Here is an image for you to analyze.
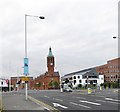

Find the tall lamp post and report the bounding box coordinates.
[24,14,45,100]
[113,36,120,87]
[113,36,120,39]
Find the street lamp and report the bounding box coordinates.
[113,36,120,39]
[24,14,45,100]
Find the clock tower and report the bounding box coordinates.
[47,47,54,76]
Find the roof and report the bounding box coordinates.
[82,68,99,78]
[48,47,54,57]
[62,68,99,79]
[64,68,93,77]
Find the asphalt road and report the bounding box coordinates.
[27,89,119,111]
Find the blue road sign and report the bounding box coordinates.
[24,58,29,76]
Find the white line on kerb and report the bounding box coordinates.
[79,100,101,106]
[70,102,91,109]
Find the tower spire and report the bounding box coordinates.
[48,47,54,57]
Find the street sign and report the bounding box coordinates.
[21,76,28,82]
[24,58,29,76]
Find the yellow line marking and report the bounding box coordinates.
[28,95,60,112]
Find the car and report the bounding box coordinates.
[63,87,72,92]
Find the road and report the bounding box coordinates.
[2,89,119,111]
[26,89,119,111]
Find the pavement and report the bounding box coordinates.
[2,91,47,111]
[0,92,2,112]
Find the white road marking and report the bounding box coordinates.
[53,103,68,109]
[105,98,120,102]
[73,96,86,99]
[44,95,50,98]
[95,100,106,102]
[79,100,101,106]
[96,99,119,104]
[70,102,78,106]
[53,98,63,102]
[107,101,119,104]
[70,102,91,109]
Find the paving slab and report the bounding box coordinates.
[2,92,45,111]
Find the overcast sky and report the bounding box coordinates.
[0,0,119,79]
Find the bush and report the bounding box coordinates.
[103,83,107,88]
[34,82,41,87]
[49,80,59,88]
[103,82,119,89]
[77,84,82,88]
[100,83,104,87]
[111,82,118,88]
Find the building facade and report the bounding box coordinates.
[61,68,104,88]
[0,78,9,91]
[30,47,60,90]
[11,76,33,90]
[96,57,120,82]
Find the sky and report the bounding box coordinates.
[0,0,119,79]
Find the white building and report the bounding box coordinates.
[0,78,8,91]
[61,68,104,88]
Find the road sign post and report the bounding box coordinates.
[24,58,29,100]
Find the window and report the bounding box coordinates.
[74,76,76,79]
[79,80,81,83]
[93,80,97,83]
[74,80,76,85]
[78,76,80,79]
[1,82,3,85]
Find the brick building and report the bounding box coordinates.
[30,47,60,90]
[11,76,33,90]
[96,57,120,82]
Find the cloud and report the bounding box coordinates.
[0,0,119,78]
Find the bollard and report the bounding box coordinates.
[88,88,92,94]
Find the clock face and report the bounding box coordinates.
[50,62,53,66]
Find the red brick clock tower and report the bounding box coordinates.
[47,47,55,76]
[30,47,60,90]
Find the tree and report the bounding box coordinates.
[49,80,59,88]
[53,81,59,87]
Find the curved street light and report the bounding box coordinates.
[24,14,45,100]
[113,36,120,39]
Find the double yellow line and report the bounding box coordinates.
[28,95,60,112]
